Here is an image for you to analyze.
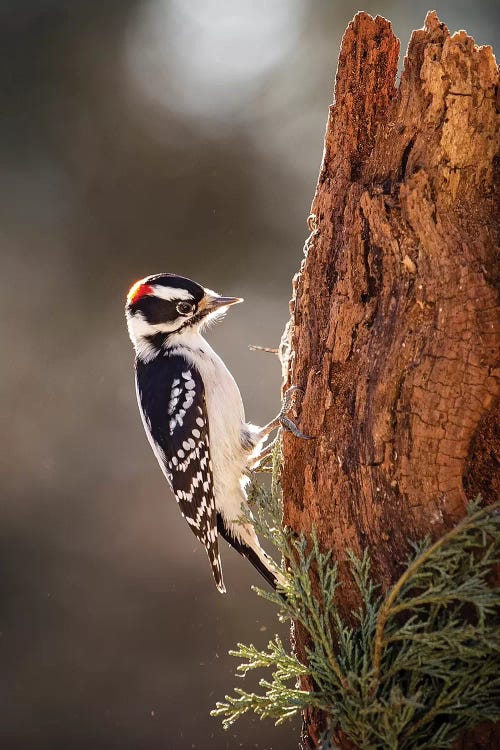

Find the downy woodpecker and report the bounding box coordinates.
[125,273,308,592]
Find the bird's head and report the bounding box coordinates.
[125,273,243,360]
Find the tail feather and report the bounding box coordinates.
[206,544,226,593]
[217,515,284,590]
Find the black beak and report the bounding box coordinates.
[201,295,244,312]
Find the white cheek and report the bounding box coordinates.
[127,311,187,361]
[127,311,152,342]
[127,311,181,339]
[155,320,185,333]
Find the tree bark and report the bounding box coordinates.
[281,11,499,749]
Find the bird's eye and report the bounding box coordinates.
[176,301,195,316]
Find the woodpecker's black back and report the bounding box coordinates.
[136,353,224,592]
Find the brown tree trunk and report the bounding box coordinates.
[281,11,499,749]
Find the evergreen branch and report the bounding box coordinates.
[371,500,500,684]
[230,637,308,678]
[212,453,500,748]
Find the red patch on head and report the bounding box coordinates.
[127,280,154,305]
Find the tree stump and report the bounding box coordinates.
[281,11,499,749]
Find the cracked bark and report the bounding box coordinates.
[280,12,499,750]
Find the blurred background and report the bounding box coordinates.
[0,1,497,748]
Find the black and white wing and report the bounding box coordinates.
[135,354,225,593]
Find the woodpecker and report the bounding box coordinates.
[125,273,309,593]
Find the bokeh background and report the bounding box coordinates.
[1,1,498,748]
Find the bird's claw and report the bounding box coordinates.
[279,386,314,440]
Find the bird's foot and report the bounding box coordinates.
[253,386,313,450]
[277,385,313,440]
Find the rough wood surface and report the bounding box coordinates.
[280,11,499,749]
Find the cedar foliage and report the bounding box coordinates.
[212,445,500,749]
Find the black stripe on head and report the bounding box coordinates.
[136,296,182,325]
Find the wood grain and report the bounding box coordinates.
[281,12,499,748]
